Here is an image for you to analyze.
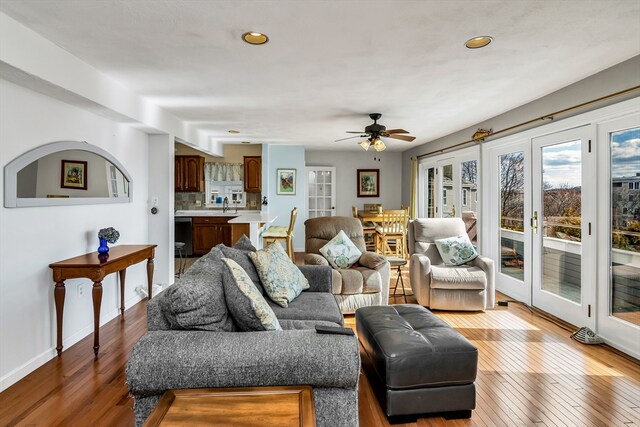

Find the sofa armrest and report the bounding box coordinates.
[409,253,432,307]
[147,289,171,331]
[126,329,360,396]
[298,265,332,293]
[471,255,495,308]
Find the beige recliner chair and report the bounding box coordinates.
[304,216,390,313]
[408,218,495,311]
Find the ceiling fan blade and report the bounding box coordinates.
[386,134,416,142]
[383,129,409,134]
[346,130,370,134]
[334,135,366,142]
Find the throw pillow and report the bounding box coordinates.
[160,256,236,331]
[319,230,362,269]
[233,234,256,251]
[217,243,264,295]
[221,258,282,331]
[248,242,310,307]
[435,234,479,266]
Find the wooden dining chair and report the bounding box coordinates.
[375,209,409,258]
[363,203,381,212]
[353,206,376,251]
[262,207,297,260]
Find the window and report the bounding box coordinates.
[463,189,468,206]
[443,189,447,205]
[629,182,634,189]
[635,182,639,189]
[630,195,634,202]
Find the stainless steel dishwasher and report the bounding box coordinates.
[174,217,193,256]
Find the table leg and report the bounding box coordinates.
[92,281,103,357]
[147,257,154,299]
[54,281,65,357]
[119,269,126,316]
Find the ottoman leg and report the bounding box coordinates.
[444,410,472,420]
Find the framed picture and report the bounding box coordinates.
[276,168,296,195]
[61,160,88,190]
[357,169,380,197]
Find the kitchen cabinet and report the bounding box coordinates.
[244,156,262,193]
[192,216,250,255]
[175,155,204,192]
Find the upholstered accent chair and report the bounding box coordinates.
[408,218,495,311]
[304,216,390,313]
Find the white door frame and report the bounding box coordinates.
[596,113,640,358]
[531,125,596,329]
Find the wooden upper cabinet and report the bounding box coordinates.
[244,156,262,193]
[175,156,204,192]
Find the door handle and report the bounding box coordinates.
[452,205,456,217]
[531,211,538,234]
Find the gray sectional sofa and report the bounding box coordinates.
[126,248,361,427]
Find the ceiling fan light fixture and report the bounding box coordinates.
[465,35,493,49]
[373,137,386,152]
[359,139,371,151]
[242,31,269,45]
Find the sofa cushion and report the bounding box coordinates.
[337,269,364,295]
[435,234,478,266]
[233,234,256,251]
[249,242,310,307]
[268,292,344,326]
[279,319,343,330]
[430,265,487,290]
[319,230,362,269]
[221,258,281,331]
[353,267,382,293]
[160,256,236,332]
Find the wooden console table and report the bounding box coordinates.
[144,386,315,427]
[49,244,156,357]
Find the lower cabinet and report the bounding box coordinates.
[192,217,250,255]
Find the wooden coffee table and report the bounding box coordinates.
[144,385,316,427]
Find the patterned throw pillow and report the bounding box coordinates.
[220,258,282,331]
[319,230,363,269]
[434,234,479,266]
[248,242,310,307]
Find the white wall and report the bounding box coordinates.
[263,145,306,250]
[0,79,150,391]
[305,150,403,217]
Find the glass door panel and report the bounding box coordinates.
[499,152,525,281]
[610,126,640,326]
[541,140,582,303]
[461,160,478,246]
[307,167,336,218]
[425,166,436,218]
[441,163,456,217]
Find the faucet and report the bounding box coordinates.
[222,197,229,213]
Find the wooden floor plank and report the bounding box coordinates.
[0,260,639,427]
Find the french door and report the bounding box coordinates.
[306,166,336,218]
[531,126,596,328]
[419,147,480,245]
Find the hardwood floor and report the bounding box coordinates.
[1,260,639,426]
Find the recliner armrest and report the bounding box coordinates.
[470,255,495,308]
[357,251,387,270]
[304,253,329,266]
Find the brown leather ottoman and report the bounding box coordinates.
[356,305,477,420]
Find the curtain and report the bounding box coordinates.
[204,162,244,182]
[409,157,418,219]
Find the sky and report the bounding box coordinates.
[542,140,582,189]
[611,127,640,179]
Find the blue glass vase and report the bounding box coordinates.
[98,238,109,254]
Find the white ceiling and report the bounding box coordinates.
[1,0,639,152]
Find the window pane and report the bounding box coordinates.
[461,160,478,246]
[611,126,640,326]
[499,152,525,280]
[442,164,455,217]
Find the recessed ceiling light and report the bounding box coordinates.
[242,31,269,45]
[465,36,493,49]
[228,129,240,134]
[241,141,251,144]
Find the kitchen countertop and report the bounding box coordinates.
[175,210,263,217]
[228,213,277,224]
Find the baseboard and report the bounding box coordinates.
[0,290,145,392]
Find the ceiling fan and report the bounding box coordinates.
[335,113,416,152]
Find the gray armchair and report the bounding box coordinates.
[408,218,495,311]
[304,216,390,313]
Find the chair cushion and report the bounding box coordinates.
[220,258,282,331]
[434,234,478,265]
[319,230,362,269]
[262,225,288,238]
[353,267,382,293]
[430,265,487,290]
[337,269,364,294]
[249,242,310,307]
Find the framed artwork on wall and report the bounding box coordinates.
[276,168,296,195]
[61,160,88,190]
[357,169,380,197]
